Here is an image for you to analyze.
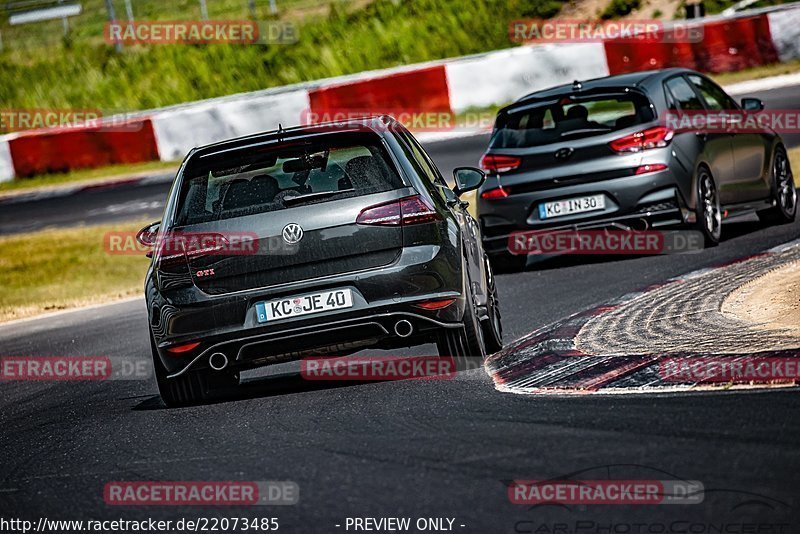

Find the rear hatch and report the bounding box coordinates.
[167,131,408,295]
[482,89,661,191]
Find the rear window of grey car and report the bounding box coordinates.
[489,93,655,149]
[173,132,404,226]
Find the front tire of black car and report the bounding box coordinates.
[694,166,721,247]
[436,281,487,372]
[758,146,796,225]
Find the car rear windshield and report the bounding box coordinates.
[174,132,404,226]
[489,92,655,149]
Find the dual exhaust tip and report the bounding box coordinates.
[207,320,414,370]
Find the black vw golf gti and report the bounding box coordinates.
[138,117,502,406]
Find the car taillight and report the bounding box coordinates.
[481,187,510,200]
[414,298,456,310]
[166,342,200,355]
[609,126,674,153]
[480,154,521,173]
[356,195,440,226]
[634,163,668,175]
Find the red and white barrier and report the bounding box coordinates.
[1,3,799,183]
[151,89,310,161]
[0,140,13,183]
[445,43,610,113]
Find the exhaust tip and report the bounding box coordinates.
[209,352,228,371]
[394,320,414,338]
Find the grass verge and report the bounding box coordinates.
[711,59,800,86]
[0,220,151,323]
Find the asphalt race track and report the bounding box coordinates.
[1,86,800,531]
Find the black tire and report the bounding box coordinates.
[436,280,486,372]
[694,166,721,247]
[758,146,796,225]
[480,256,503,354]
[150,332,238,407]
[487,251,527,274]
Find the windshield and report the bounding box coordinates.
[489,93,655,149]
[173,132,403,226]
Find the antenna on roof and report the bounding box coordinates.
[572,80,582,92]
[277,123,284,142]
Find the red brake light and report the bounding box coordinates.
[356,195,440,226]
[166,342,201,354]
[481,187,510,200]
[480,154,521,173]
[634,163,668,175]
[414,298,456,310]
[609,126,674,153]
[355,200,401,226]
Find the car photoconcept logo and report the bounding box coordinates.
[282,223,304,244]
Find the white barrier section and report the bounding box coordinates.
[0,138,14,183]
[445,43,611,113]
[151,90,311,161]
[767,6,800,62]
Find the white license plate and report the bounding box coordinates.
[539,194,606,219]
[256,289,353,323]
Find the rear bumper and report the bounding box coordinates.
[164,308,462,378]
[477,169,692,256]
[148,243,465,376]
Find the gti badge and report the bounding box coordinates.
[554,147,574,160]
[282,223,304,244]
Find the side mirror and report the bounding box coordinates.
[452,167,485,196]
[136,221,161,258]
[741,98,764,112]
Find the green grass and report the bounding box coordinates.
[789,146,800,182]
[0,220,151,322]
[682,0,790,15]
[710,59,800,87]
[0,160,178,194]
[0,0,562,112]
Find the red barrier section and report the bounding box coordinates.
[605,14,778,75]
[8,119,159,177]
[308,65,452,115]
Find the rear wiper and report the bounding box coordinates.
[282,189,355,206]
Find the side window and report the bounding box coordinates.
[688,74,737,111]
[664,76,705,111]
[396,131,451,202]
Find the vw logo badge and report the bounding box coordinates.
[282,223,304,244]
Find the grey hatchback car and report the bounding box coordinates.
[477,68,796,271]
[138,117,502,406]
